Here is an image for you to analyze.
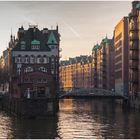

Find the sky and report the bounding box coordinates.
[0,1,132,60]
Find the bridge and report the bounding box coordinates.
[59,88,126,100]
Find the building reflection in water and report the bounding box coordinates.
[11,117,59,139]
[58,99,140,139]
[0,112,58,139]
[1,99,140,138]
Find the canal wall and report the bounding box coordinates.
[1,95,59,118]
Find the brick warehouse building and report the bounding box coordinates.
[92,36,114,91]
[59,36,114,92]
[59,55,92,91]
[2,25,60,117]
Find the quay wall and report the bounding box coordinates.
[1,95,59,118]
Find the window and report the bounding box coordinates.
[24,67,33,73]
[43,56,49,63]
[37,56,41,64]
[39,57,44,63]
[16,55,21,63]
[24,78,32,83]
[51,57,54,62]
[38,67,47,72]
[31,40,40,50]
[51,63,55,69]
[20,41,26,50]
[51,70,54,74]
[25,56,29,63]
[31,45,40,50]
[30,55,35,64]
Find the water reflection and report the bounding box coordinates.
[11,117,58,139]
[58,99,140,139]
[0,99,140,138]
[0,112,13,138]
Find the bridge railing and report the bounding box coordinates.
[60,88,121,97]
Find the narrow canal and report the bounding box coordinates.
[0,99,140,139]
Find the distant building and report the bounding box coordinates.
[59,55,92,91]
[114,17,129,96]
[92,36,114,91]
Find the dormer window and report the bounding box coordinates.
[31,40,40,50]
[20,41,26,50]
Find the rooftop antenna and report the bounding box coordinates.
[10,27,13,39]
[106,33,108,38]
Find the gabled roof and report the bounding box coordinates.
[95,43,100,49]
[12,26,60,52]
[92,43,101,52]
[47,31,57,44]
[102,36,109,43]
[136,2,140,10]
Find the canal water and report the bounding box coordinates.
[0,99,140,139]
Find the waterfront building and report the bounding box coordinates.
[128,1,140,98]
[59,60,73,91]
[9,25,60,99]
[92,36,114,91]
[1,25,60,117]
[114,17,129,96]
[92,45,97,88]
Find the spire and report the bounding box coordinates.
[21,25,23,29]
[10,28,12,40]
[105,34,108,39]
[56,24,58,32]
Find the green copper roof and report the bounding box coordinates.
[31,40,40,45]
[47,31,57,44]
[95,43,100,49]
[136,2,140,10]
[102,35,112,45]
[92,44,100,52]
[103,36,108,43]
[92,47,96,52]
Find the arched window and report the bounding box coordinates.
[30,55,35,64]
[20,41,26,50]
[37,55,41,64]
[43,55,49,63]
[16,55,21,63]
[39,56,44,63]
[25,55,29,63]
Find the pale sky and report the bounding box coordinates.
[0,1,131,59]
